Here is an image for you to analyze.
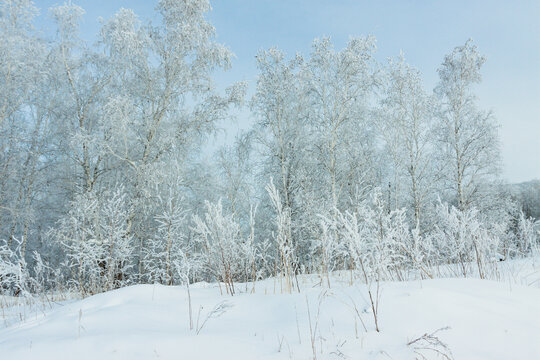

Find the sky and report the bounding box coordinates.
[34,0,540,183]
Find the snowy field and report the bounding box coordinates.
[1,258,539,360]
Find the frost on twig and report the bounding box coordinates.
[407,327,453,360]
[196,300,233,335]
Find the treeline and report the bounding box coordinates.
[0,0,538,296]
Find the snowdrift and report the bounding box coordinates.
[1,273,539,360]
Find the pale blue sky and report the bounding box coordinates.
[35,0,540,182]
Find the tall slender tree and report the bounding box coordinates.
[434,40,500,211]
[380,54,434,229]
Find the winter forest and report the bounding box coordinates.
[1,1,539,359]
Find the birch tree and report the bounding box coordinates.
[98,1,245,274]
[0,0,59,261]
[304,37,378,212]
[251,48,309,260]
[381,54,434,229]
[434,40,500,211]
[51,3,111,195]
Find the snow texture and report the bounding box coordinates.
[1,263,539,360]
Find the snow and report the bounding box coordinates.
[1,262,539,359]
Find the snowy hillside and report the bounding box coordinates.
[1,2,539,359]
[1,261,539,360]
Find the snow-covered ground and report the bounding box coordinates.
[1,259,539,359]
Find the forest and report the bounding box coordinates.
[1,0,539,299]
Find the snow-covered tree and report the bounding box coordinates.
[0,0,53,260]
[0,1,532,297]
[251,48,310,262]
[50,3,112,195]
[304,37,378,212]
[380,54,434,229]
[434,40,500,211]
[216,133,256,231]
[98,1,245,275]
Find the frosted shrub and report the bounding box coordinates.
[51,187,133,296]
[0,240,52,298]
[143,195,194,285]
[335,190,413,331]
[240,205,259,292]
[0,240,26,296]
[315,215,347,287]
[29,252,52,295]
[99,188,133,289]
[408,228,435,279]
[430,203,499,278]
[266,180,297,293]
[192,200,247,295]
[336,190,410,282]
[514,211,538,256]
